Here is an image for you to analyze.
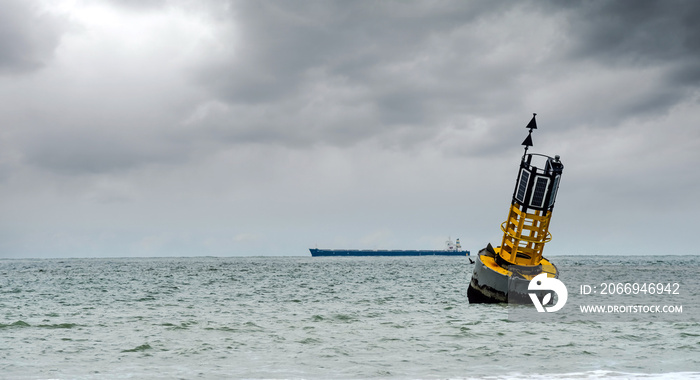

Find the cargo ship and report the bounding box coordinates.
[310,238,470,257]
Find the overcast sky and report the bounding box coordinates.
[1,0,698,258]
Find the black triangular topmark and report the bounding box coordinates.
[526,113,537,130]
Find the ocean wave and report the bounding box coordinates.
[465,371,700,379]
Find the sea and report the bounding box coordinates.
[1,255,699,379]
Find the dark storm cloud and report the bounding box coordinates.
[190,1,522,149]
[197,1,496,103]
[185,0,700,154]
[7,0,698,178]
[0,0,68,74]
[553,0,700,112]
[2,0,699,258]
[561,1,700,69]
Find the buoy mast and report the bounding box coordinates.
[497,113,563,270]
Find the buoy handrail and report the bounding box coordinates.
[500,221,552,243]
[521,153,562,176]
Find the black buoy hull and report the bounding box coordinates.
[467,246,557,304]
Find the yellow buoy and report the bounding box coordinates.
[468,114,564,303]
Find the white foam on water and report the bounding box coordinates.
[460,371,700,380]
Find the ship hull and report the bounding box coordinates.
[310,249,469,257]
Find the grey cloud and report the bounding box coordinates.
[190,1,532,150]
[561,1,700,62]
[22,129,190,175]
[1,1,699,258]
[485,0,700,135]
[212,2,473,84]
[12,0,699,179]
[557,0,700,86]
[0,0,68,74]
[9,1,700,175]
[105,0,169,10]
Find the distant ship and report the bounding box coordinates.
[310,238,470,257]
